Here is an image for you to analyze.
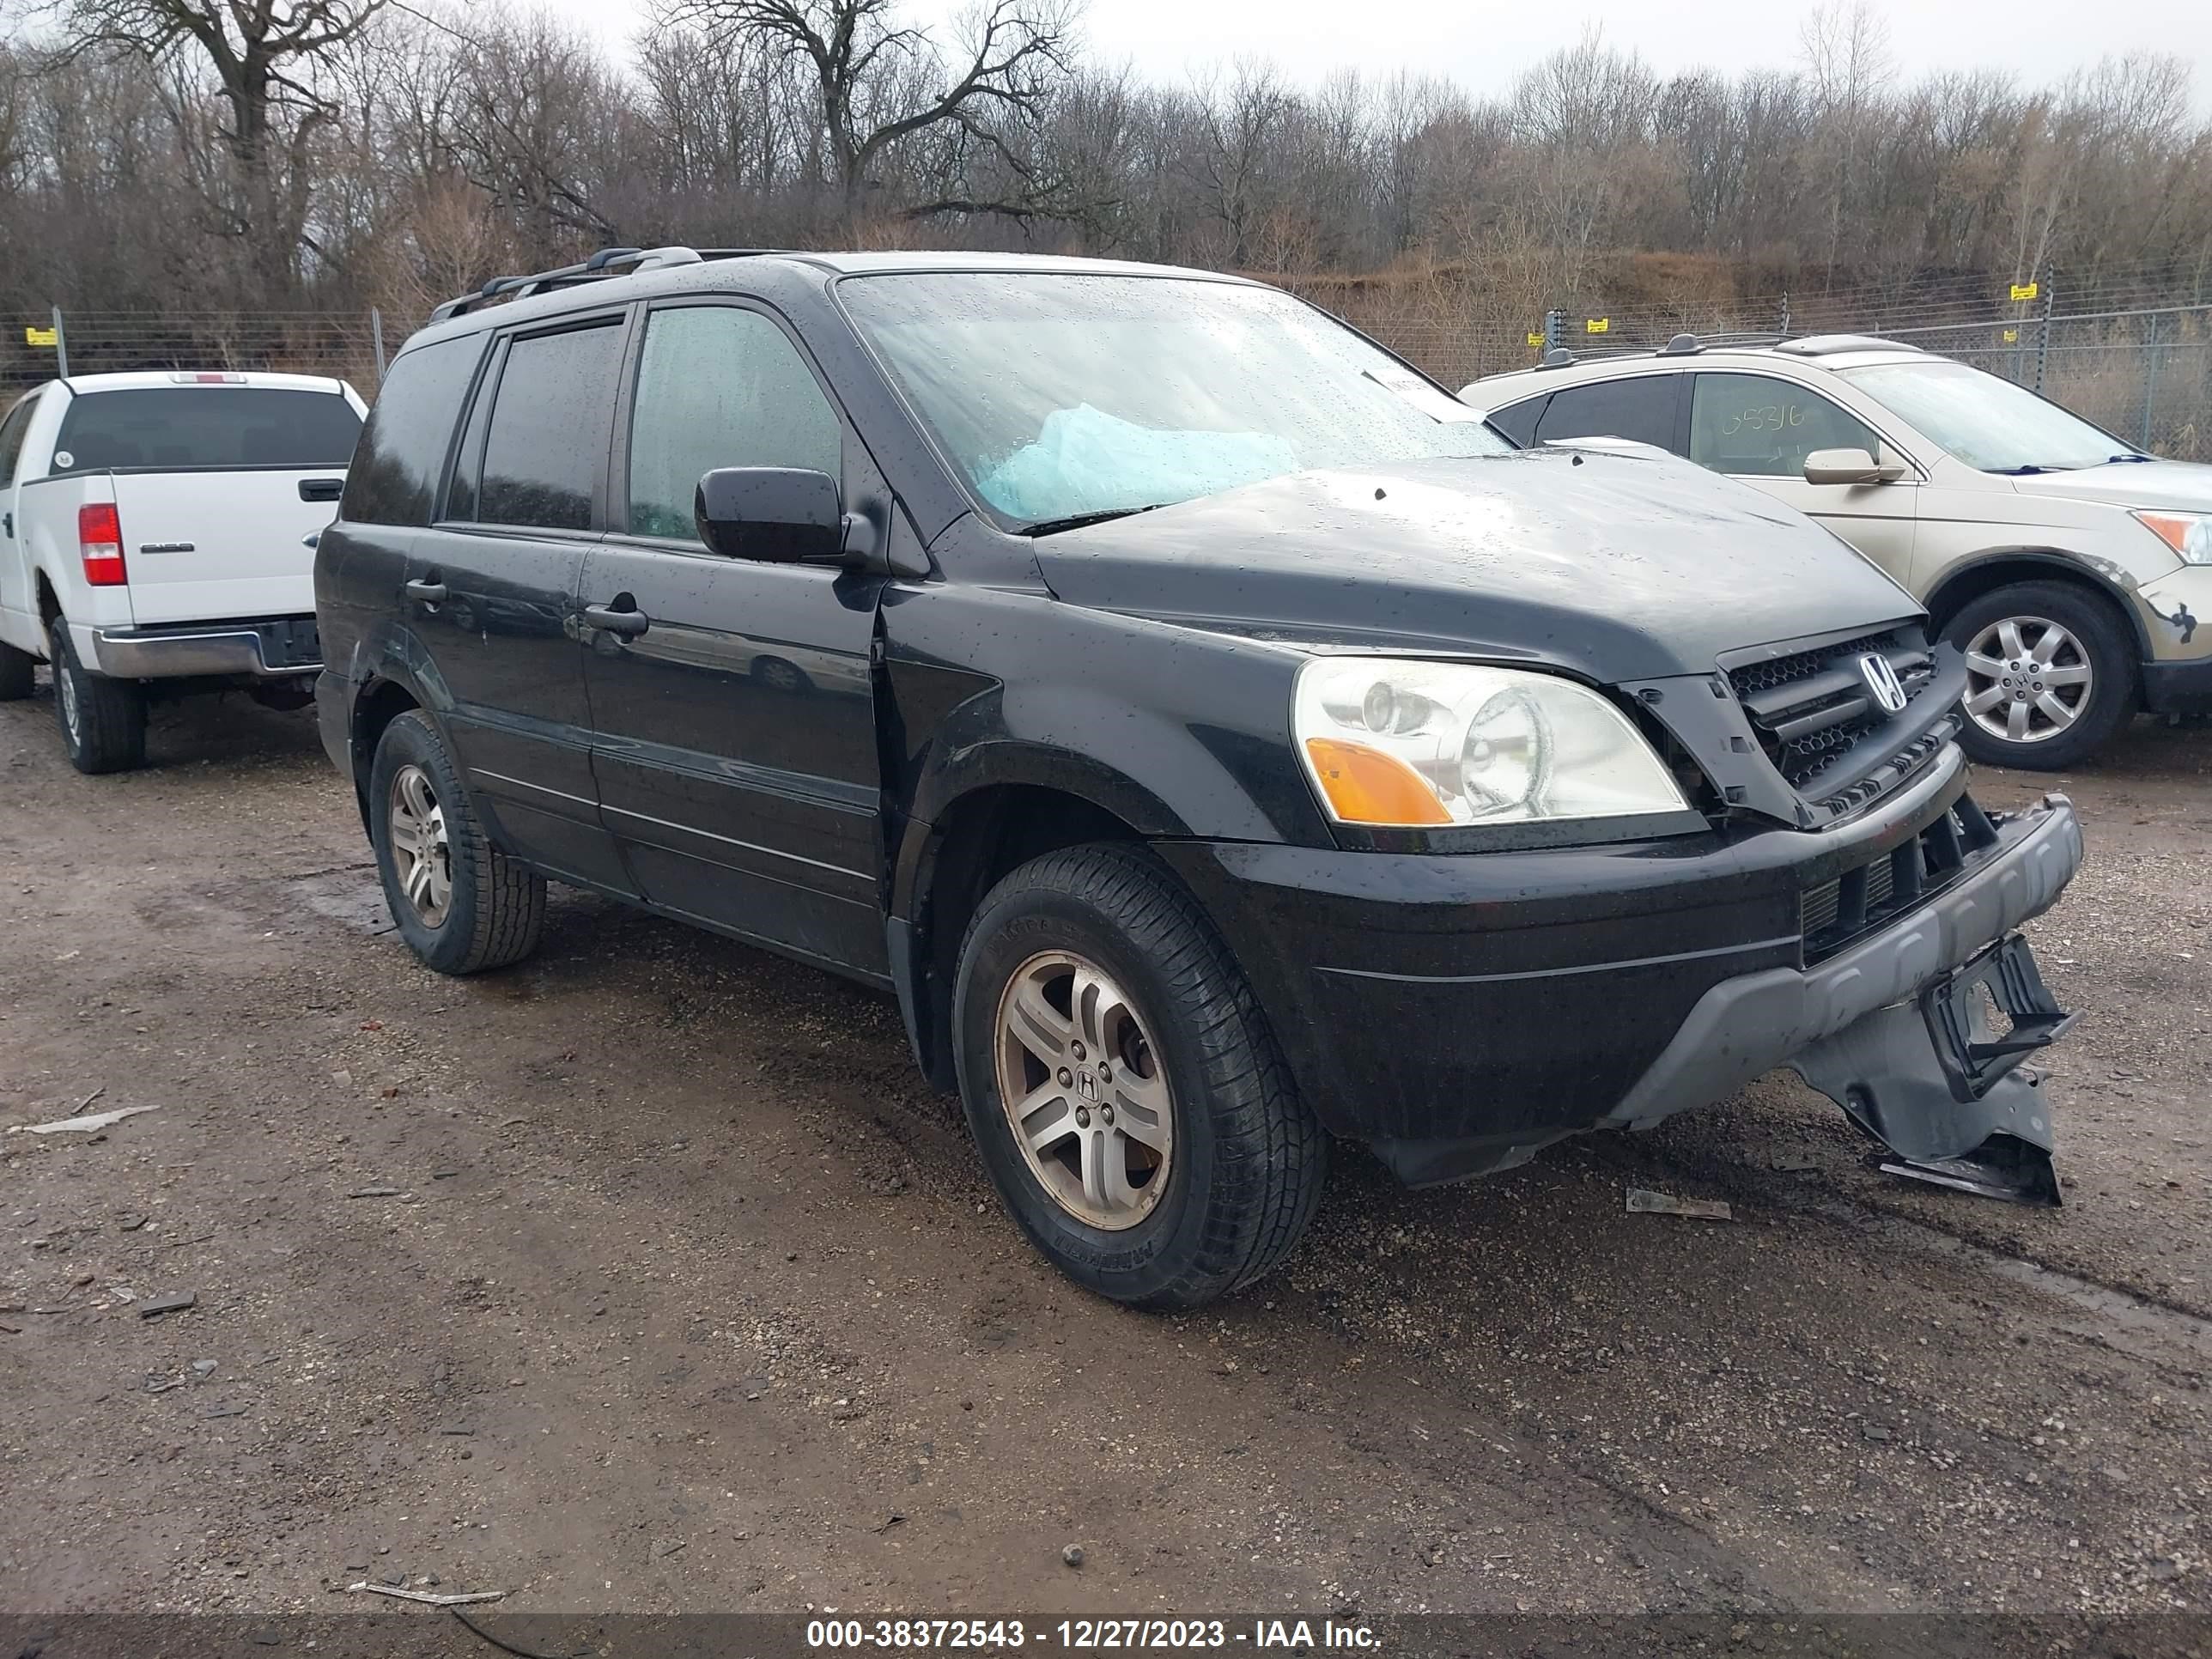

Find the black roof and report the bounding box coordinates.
[422,244,1243,329]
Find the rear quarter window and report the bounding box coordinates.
[1487,395,1548,447]
[52,387,361,475]
[342,337,484,526]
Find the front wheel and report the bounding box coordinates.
[1946,580,2136,770]
[369,711,545,975]
[48,618,146,773]
[953,843,1327,1310]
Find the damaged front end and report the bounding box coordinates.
[1604,786,2085,1204]
[1792,933,2075,1205]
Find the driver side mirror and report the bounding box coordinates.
[1802,447,1906,487]
[695,466,844,563]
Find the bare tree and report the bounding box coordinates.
[1799,0,1893,286]
[19,0,388,295]
[654,0,1079,229]
[5,3,2212,349]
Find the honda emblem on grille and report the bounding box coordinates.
[1858,652,1908,715]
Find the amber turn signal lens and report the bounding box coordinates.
[1304,737,1452,826]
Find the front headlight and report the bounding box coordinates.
[2136,511,2212,566]
[1292,657,1690,828]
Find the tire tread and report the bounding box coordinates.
[373,712,544,975]
[960,842,1326,1308]
[47,619,145,774]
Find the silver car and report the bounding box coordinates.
[1462,335,2212,769]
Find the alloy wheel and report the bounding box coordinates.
[386,763,453,926]
[1961,615,2093,745]
[994,950,1174,1231]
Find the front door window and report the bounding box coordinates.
[626,307,843,541]
[1690,373,1883,477]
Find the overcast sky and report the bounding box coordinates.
[531,0,2212,100]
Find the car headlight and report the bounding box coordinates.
[1292,658,1690,828]
[2136,511,2212,566]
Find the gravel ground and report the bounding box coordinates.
[0,684,2207,1632]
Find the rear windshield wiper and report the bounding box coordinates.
[1021,504,1169,537]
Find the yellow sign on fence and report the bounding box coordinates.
[1585,317,1610,334]
[2002,328,2020,343]
[2009,282,2039,302]
[1527,331,1546,348]
[25,326,57,347]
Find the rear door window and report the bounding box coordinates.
[623,307,842,543]
[1532,376,1681,448]
[476,320,626,532]
[343,337,484,526]
[0,393,37,485]
[1690,373,1883,477]
[52,387,361,475]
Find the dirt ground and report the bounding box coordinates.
[1,680,2208,1632]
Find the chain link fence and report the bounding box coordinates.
[1316,265,2212,464]
[7,268,2211,463]
[2,309,386,399]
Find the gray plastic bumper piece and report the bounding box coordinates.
[1602,794,2084,1157]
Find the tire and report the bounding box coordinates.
[368,710,545,975]
[1943,580,2136,770]
[0,638,33,702]
[47,618,146,774]
[952,842,1327,1310]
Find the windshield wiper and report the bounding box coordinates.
[2104,453,2154,464]
[1990,464,2081,476]
[1021,504,1170,537]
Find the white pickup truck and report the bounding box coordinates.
[0,370,366,771]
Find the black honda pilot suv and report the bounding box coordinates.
[315,247,2084,1309]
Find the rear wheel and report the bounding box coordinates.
[1945,580,2136,770]
[0,639,33,702]
[953,843,1327,1310]
[47,618,146,774]
[369,710,544,975]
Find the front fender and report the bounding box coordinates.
[883,583,1331,854]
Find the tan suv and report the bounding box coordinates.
[1462,335,2212,769]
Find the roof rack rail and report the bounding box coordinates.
[1771,332,1922,356]
[1530,327,1796,371]
[429,246,793,322]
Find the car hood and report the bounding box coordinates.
[2010,458,2212,514]
[1033,449,1920,683]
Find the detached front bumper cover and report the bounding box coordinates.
[1606,793,2084,1203]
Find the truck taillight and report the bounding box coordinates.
[79,503,126,586]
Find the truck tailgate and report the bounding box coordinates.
[111,470,342,624]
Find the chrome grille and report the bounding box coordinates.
[1728,628,1940,792]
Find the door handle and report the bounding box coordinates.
[404,576,447,603]
[584,602,650,638]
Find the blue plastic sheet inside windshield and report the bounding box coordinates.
[975,404,1301,522]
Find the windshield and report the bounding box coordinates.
[838,272,1509,528]
[1839,360,2137,474]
